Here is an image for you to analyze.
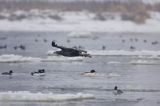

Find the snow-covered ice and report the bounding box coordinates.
[0,11,160,33]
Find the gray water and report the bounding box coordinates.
[0,31,160,106]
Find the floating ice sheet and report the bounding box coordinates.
[0,91,94,102]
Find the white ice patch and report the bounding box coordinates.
[88,50,160,57]
[0,54,85,63]
[68,31,92,38]
[107,61,121,64]
[0,54,41,63]
[108,73,121,77]
[82,72,107,77]
[129,60,156,65]
[0,91,94,102]
[42,56,84,62]
[47,50,60,56]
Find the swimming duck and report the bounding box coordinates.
[130,46,135,50]
[113,86,123,95]
[102,46,106,50]
[31,69,45,76]
[121,39,125,43]
[43,39,47,43]
[151,41,158,45]
[82,69,96,76]
[1,70,13,75]
[143,39,147,43]
[19,45,26,50]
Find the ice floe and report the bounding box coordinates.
[0,91,94,102]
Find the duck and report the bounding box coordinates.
[13,45,26,50]
[67,39,71,43]
[1,70,13,75]
[35,39,38,42]
[43,39,47,43]
[82,69,96,76]
[135,38,138,42]
[113,86,123,95]
[31,69,45,76]
[19,45,26,50]
[102,46,106,50]
[121,39,125,43]
[130,46,135,50]
[0,45,7,49]
[151,41,158,45]
[143,39,147,43]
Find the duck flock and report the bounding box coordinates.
[1,69,123,95]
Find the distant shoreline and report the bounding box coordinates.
[0,1,160,32]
